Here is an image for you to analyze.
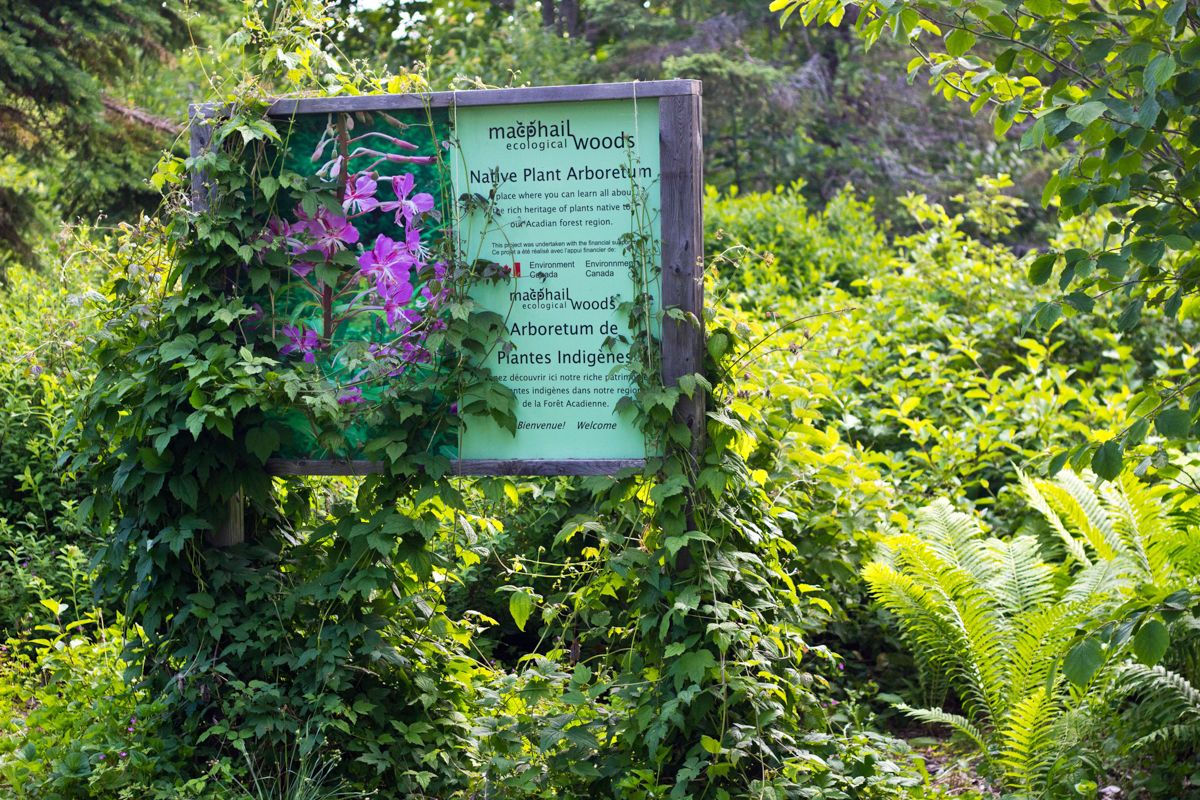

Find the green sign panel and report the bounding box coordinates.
[453,100,661,461]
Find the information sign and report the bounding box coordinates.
[190,81,702,475]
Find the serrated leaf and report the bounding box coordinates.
[1133,619,1169,665]
[509,589,535,632]
[1064,638,1104,687]
[160,335,198,361]
[1117,298,1144,332]
[1144,53,1175,93]
[1155,407,1192,438]
[945,28,976,57]
[1028,253,1056,285]
[676,649,716,685]
[1066,101,1107,126]
[1092,440,1124,480]
[245,426,280,463]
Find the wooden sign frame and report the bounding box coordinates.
[189,80,703,478]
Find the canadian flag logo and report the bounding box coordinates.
[512,261,521,277]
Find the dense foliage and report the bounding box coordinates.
[771,0,1200,483]
[1,1,1199,798]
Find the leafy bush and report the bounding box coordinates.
[706,182,890,289]
[0,604,171,799]
[0,250,106,635]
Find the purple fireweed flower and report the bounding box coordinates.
[280,325,321,364]
[342,173,379,214]
[263,216,304,254]
[380,174,434,227]
[337,387,365,405]
[308,208,360,260]
[290,207,360,262]
[401,341,430,365]
[358,234,417,283]
[382,293,416,328]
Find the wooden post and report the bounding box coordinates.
[208,491,245,547]
[659,90,706,458]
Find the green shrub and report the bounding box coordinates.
[0,247,106,635]
[706,182,891,289]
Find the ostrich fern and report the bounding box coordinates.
[866,470,1200,797]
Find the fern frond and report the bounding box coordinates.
[896,703,989,756]
[892,536,1012,725]
[1061,556,1137,608]
[913,498,992,581]
[1167,527,1200,578]
[1115,662,1200,750]
[1007,602,1088,710]
[1055,470,1124,560]
[865,548,1009,727]
[862,560,961,696]
[1101,476,1155,579]
[1021,473,1091,567]
[997,688,1060,797]
[982,535,1055,615]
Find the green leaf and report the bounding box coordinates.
[1028,253,1056,285]
[1091,440,1124,480]
[509,589,535,632]
[1133,619,1169,665]
[1155,407,1192,438]
[39,598,68,617]
[1116,298,1144,331]
[707,332,730,361]
[1064,638,1104,687]
[676,649,717,685]
[700,735,722,755]
[1166,0,1188,25]
[1144,53,1176,93]
[160,335,199,361]
[945,28,976,57]
[1066,101,1107,126]
[245,426,280,463]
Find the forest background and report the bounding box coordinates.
[1,0,1199,799]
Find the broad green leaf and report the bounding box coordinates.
[1155,407,1192,438]
[1028,253,1056,285]
[676,649,717,684]
[1144,53,1176,93]
[1133,619,1169,665]
[1066,101,1107,126]
[245,426,280,463]
[509,589,535,632]
[1091,440,1123,480]
[945,28,976,57]
[1116,299,1144,332]
[1064,638,1104,687]
[700,735,722,754]
[160,335,199,361]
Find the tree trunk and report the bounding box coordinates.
[561,0,580,36]
[541,0,555,29]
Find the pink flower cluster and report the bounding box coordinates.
[261,135,450,397]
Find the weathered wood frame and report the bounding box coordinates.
[189,80,704,478]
